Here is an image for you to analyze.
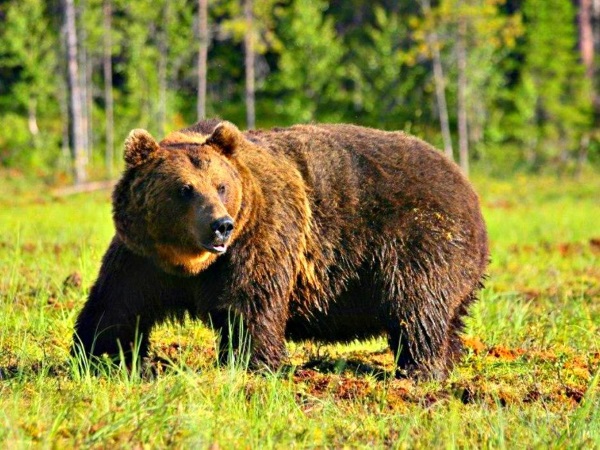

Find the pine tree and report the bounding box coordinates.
[270,0,345,123]
[0,0,58,156]
[512,0,591,168]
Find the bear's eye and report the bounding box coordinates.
[217,184,227,196]
[179,184,195,200]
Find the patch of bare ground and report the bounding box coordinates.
[507,238,600,257]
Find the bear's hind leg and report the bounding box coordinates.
[377,251,455,379]
[386,311,451,380]
[445,290,479,369]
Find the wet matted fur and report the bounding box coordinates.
[73,120,489,379]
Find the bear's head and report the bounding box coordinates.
[112,121,247,275]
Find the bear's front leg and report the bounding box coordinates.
[210,306,288,371]
[72,237,180,366]
[246,312,288,371]
[217,287,289,371]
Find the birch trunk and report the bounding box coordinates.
[421,0,453,160]
[579,0,594,81]
[457,15,469,176]
[103,0,114,177]
[78,0,90,163]
[86,44,94,160]
[157,2,170,137]
[197,0,208,120]
[64,0,87,184]
[244,0,256,129]
[578,0,594,170]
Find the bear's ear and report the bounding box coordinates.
[124,129,160,168]
[206,121,244,157]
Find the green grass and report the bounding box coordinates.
[1,171,599,448]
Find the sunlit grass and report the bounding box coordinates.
[0,172,599,447]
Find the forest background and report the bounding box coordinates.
[0,0,598,184]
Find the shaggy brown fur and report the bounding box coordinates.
[73,120,489,379]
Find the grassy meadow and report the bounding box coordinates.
[0,171,599,448]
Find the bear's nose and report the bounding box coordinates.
[211,217,234,240]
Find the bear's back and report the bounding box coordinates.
[245,124,479,227]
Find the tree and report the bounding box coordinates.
[118,1,161,134]
[345,7,428,134]
[244,0,256,129]
[103,0,114,177]
[115,0,193,137]
[78,0,91,163]
[511,0,591,168]
[64,0,87,183]
[215,0,281,126]
[197,0,209,120]
[456,12,469,175]
[419,0,454,159]
[270,0,345,123]
[0,0,58,155]
[414,0,522,170]
[456,6,469,174]
[579,0,594,84]
[157,1,171,136]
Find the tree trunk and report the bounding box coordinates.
[576,133,590,178]
[457,15,469,176]
[421,0,453,160]
[103,0,114,178]
[579,0,594,81]
[197,0,208,120]
[58,75,71,167]
[27,96,42,153]
[244,0,256,129]
[157,2,170,137]
[86,44,94,159]
[63,0,87,184]
[578,0,595,168]
[78,0,90,163]
[27,97,39,139]
[591,0,600,103]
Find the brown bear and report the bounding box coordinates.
[72,119,488,379]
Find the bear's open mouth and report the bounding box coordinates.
[201,243,227,254]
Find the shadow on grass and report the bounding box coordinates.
[0,355,394,381]
[296,357,393,381]
[0,362,67,380]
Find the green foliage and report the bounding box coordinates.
[0,0,596,175]
[413,0,524,157]
[0,0,60,166]
[0,0,58,111]
[347,7,429,132]
[117,1,161,134]
[267,0,346,123]
[0,113,63,170]
[506,0,592,168]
